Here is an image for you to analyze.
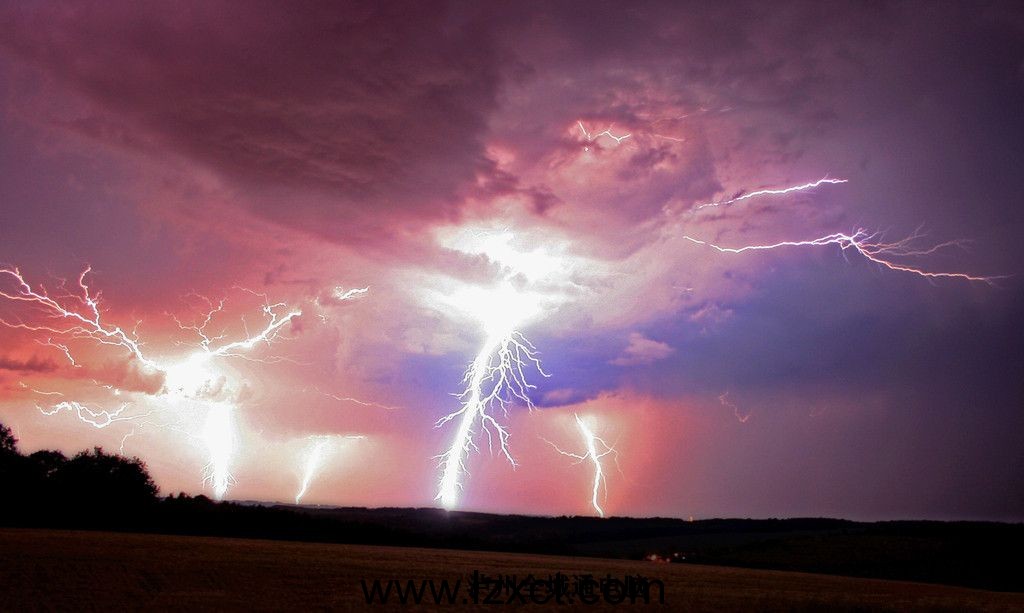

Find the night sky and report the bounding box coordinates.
[0,1,1021,520]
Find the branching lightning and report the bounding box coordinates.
[545,414,620,518]
[434,282,550,509]
[170,291,301,359]
[435,329,548,509]
[681,229,997,283]
[37,400,148,429]
[0,265,331,500]
[37,338,80,367]
[0,266,158,368]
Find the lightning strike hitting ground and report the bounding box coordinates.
[545,414,620,518]
[0,266,327,500]
[295,437,330,504]
[294,434,366,503]
[434,284,549,509]
[201,403,235,500]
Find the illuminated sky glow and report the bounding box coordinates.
[0,1,1021,520]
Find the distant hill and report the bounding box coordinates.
[2,422,1020,593]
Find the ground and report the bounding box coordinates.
[0,528,1021,611]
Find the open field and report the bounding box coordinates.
[0,528,1022,611]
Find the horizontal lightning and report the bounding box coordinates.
[37,401,148,429]
[332,287,369,301]
[1,266,323,502]
[682,229,997,283]
[578,120,632,148]
[0,266,158,369]
[694,177,848,210]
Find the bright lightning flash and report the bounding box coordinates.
[201,403,235,500]
[295,437,331,504]
[435,283,549,509]
[38,401,146,429]
[0,266,158,369]
[675,177,995,283]
[682,229,997,284]
[545,414,620,518]
[0,266,327,500]
[294,434,365,504]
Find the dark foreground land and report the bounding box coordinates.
[4,428,1022,599]
[1,528,1022,612]
[6,497,1024,593]
[271,505,1024,592]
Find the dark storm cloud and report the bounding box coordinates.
[0,355,57,373]
[0,1,511,242]
[0,0,1022,518]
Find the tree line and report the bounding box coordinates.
[0,422,159,525]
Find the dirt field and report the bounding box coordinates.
[0,528,1021,611]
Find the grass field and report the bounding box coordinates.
[0,528,1021,611]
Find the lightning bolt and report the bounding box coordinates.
[170,290,301,360]
[294,434,366,504]
[305,386,399,411]
[295,437,330,504]
[681,229,998,283]
[36,338,80,367]
[332,287,369,301]
[693,177,848,210]
[36,400,148,428]
[18,382,63,397]
[0,266,158,368]
[118,427,137,455]
[718,392,751,424]
[0,266,332,500]
[545,414,620,518]
[434,283,549,509]
[578,120,631,150]
[201,402,235,500]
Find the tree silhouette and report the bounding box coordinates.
[51,447,159,508]
[0,423,16,455]
[0,422,158,525]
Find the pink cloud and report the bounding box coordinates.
[610,332,675,366]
